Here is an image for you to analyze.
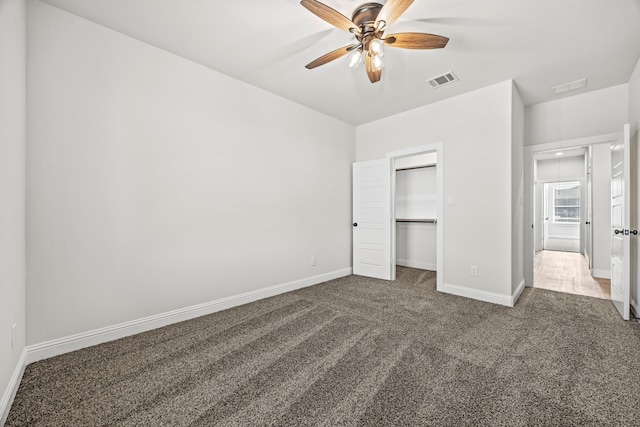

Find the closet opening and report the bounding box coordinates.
[388,146,442,291]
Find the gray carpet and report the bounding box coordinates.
[6,267,640,426]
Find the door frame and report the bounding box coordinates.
[585,145,593,269]
[524,132,621,286]
[541,181,549,250]
[386,143,444,291]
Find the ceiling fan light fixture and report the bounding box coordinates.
[346,49,364,68]
[371,54,384,71]
[369,38,384,56]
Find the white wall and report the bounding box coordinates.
[396,223,437,271]
[591,143,612,278]
[511,83,525,292]
[395,167,437,219]
[629,57,640,314]
[631,57,640,124]
[0,0,26,421]
[357,81,517,303]
[536,156,585,180]
[26,1,355,345]
[525,85,629,146]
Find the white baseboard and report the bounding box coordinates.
[591,269,611,279]
[396,259,436,271]
[1,349,27,426]
[631,298,639,319]
[512,279,526,306]
[26,268,352,364]
[441,282,520,307]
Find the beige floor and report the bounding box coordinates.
[534,250,611,299]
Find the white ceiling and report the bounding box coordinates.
[39,0,640,125]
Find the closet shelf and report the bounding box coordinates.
[395,218,437,224]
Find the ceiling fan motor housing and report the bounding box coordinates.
[352,2,384,50]
[351,2,383,28]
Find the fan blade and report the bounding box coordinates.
[300,0,359,33]
[365,53,382,83]
[375,0,414,26]
[305,44,357,69]
[384,33,449,49]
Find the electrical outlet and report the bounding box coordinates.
[311,257,316,266]
[470,265,478,276]
[12,324,16,349]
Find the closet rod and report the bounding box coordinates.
[395,164,436,172]
[396,219,437,224]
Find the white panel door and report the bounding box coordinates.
[353,159,391,280]
[610,125,631,320]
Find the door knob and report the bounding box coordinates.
[353,223,358,227]
[614,229,624,234]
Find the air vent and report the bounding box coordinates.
[552,78,587,95]
[427,71,458,88]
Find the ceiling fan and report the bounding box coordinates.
[300,0,449,83]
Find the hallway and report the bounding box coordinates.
[534,250,611,299]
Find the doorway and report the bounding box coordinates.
[528,143,612,300]
[542,181,581,253]
[536,177,609,299]
[388,144,443,290]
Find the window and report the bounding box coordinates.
[553,182,580,223]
